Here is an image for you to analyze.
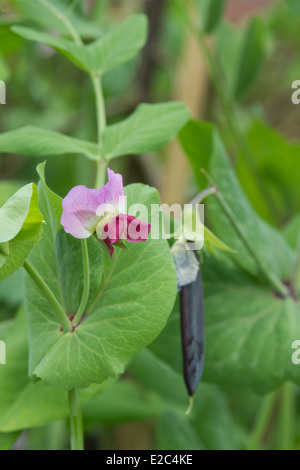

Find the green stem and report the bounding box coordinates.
[37,0,83,45]
[23,260,71,333]
[277,382,295,450]
[92,75,106,142]
[95,160,108,189]
[73,239,90,325]
[91,74,107,188]
[248,391,277,450]
[189,186,217,205]
[68,388,84,450]
[40,0,108,188]
[202,170,289,298]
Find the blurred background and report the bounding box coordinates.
[1,0,300,450]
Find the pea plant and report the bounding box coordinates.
[1,0,300,451]
[0,1,195,450]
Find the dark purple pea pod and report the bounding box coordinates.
[180,252,204,399]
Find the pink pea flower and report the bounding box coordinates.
[61,168,151,257]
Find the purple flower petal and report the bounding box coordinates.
[102,214,151,257]
[105,168,124,207]
[61,168,124,239]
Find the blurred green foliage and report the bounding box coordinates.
[1,0,300,451]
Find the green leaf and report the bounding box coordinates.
[86,14,147,75]
[156,385,239,450]
[11,25,91,72]
[150,252,300,393]
[12,15,147,76]
[0,185,35,244]
[82,380,162,425]
[131,350,241,449]
[11,0,102,39]
[238,120,300,224]
[25,162,104,384]
[204,226,235,254]
[286,0,300,16]
[0,183,43,282]
[130,349,187,408]
[0,432,20,450]
[103,102,190,160]
[189,382,242,450]
[216,20,266,99]
[0,181,23,206]
[0,269,24,307]
[233,18,266,99]
[0,310,66,432]
[156,410,205,450]
[0,126,101,161]
[25,165,177,390]
[216,22,243,96]
[176,120,300,393]
[283,213,300,249]
[180,120,294,283]
[196,0,226,33]
[0,308,109,432]
[202,255,300,393]
[178,120,213,189]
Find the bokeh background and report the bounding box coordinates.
[1,0,300,450]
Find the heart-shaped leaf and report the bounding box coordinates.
[25,164,177,389]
